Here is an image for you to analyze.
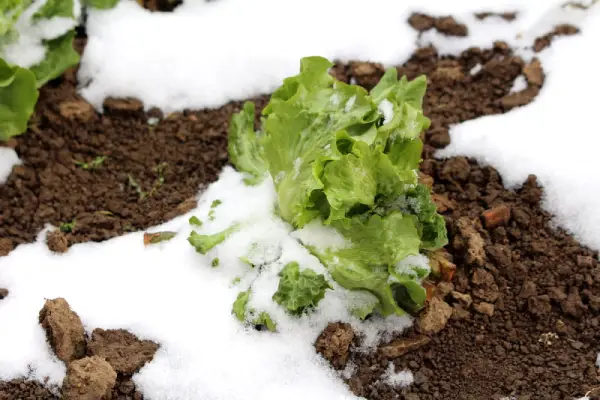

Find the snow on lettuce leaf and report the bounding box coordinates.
[33,0,74,20]
[0,0,31,37]
[272,261,332,315]
[29,30,79,87]
[0,57,38,141]
[232,289,277,332]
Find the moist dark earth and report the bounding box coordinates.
[0,10,597,400]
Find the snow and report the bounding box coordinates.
[378,99,394,124]
[0,168,412,399]
[79,0,572,113]
[380,363,414,388]
[438,4,600,252]
[0,147,21,184]
[509,75,527,93]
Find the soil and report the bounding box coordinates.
[0,38,261,255]
[1,11,598,400]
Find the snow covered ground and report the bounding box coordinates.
[1,0,600,399]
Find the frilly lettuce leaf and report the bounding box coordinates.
[0,0,31,37]
[33,0,74,20]
[228,101,267,185]
[272,262,331,315]
[0,57,38,141]
[188,223,241,255]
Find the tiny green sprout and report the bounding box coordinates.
[127,175,147,199]
[59,220,76,233]
[189,216,203,226]
[211,257,220,267]
[74,156,107,170]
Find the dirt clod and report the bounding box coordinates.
[58,99,96,122]
[434,16,468,37]
[523,58,544,86]
[450,291,472,308]
[378,335,431,359]
[482,205,511,229]
[473,302,495,316]
[39,298,86,363]
[62,356,117,400]
[0,288,8,300]
[46,230,69,253]
[314,322,354,370]
[408,13,435,32]
[88,328,159,374]
[453,217,486,267]
[418,297,453,335]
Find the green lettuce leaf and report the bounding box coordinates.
[232,289,250,322]
[29,30,79,87]
[188,223,241,255]
[272,262,332,315]
[33,0,74,20]
[0,0,31,37]
[0,57,38,141]
[83,0,119,9]
[228,101,267,185]
[232,289,277,332]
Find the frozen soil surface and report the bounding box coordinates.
[1,14,599,400]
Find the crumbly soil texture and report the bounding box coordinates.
[1,12,597,400]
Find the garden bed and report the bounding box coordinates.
[1,8,599,400]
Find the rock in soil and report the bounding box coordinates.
[378,335,431,359]
[417,297,453,335]
[314,322,354,370]
[88,328,159,374]
[452,217,486,267]
[46,230,69,253]
[39,298,86,363]
[62,356,117,400]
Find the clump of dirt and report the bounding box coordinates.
[408,13,468,36]
[39,298,87,363]
[315,322,355,370]
[0,381,58,400]
[533,24,580,52]
[88,328,159,375]
[475,11,518,21]
[62,356,117,400]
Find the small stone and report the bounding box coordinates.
[451,291,473,308]
[451,306,471,321]
[62,356,117,400]
[314,322,354,370]
[523,58,543,86]
[418,297,453,334]
[58,100,96,122]
[482,205,511,229]
[0,288,8,300]
[473,302,495,317]
[378,335,431,359]
[39,298,86,363]
[350,62,382,77]
[408,13,435,31]
[103,97,144,114]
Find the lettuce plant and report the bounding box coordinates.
[228,56,447,318]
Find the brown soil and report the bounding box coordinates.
[0,38,256,256]
[1,12,598,400]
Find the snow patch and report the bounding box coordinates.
[510,75,527,93]
[0,147,21,184]
[381,363,414,388]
